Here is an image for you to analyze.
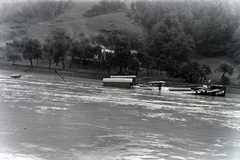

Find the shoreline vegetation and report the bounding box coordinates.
[0,60,197,84]
[1,61,240,95]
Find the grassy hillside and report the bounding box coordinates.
[0,1,146,46]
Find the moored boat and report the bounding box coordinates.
[191,85,226,96]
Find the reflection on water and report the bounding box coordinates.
[0,70,240,160]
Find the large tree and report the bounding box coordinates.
[215,61,234,84]
[128,54,141,75]
[136,52,153,77]
[22,38,42,68]
[49,28,71,69]
[114,36,131,74]
[104,52,115,73]
[180,61,200,82]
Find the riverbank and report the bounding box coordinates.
[0,63,196,87]
[0,61,187,84]
[0,62,109,80]
[1,61,240,94]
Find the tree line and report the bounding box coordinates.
[6,28,223,83]
[6,29,143,73]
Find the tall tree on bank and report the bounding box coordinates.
[49,28,70,69]
[215,61,234,84]
[104,52,115,73]
[114,36,131,74]
[180,62,212,82]
[128,54,141,75]
[69,40,82,68]
[136,52,153,77]
[22,38,42,68]
[180,61,200,82]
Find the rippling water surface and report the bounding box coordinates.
[0,70,240,160]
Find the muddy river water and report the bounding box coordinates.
[0,70,240,160]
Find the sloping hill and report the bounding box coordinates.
[0,1,147,46]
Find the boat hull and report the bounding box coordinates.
[192,85,226,96]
